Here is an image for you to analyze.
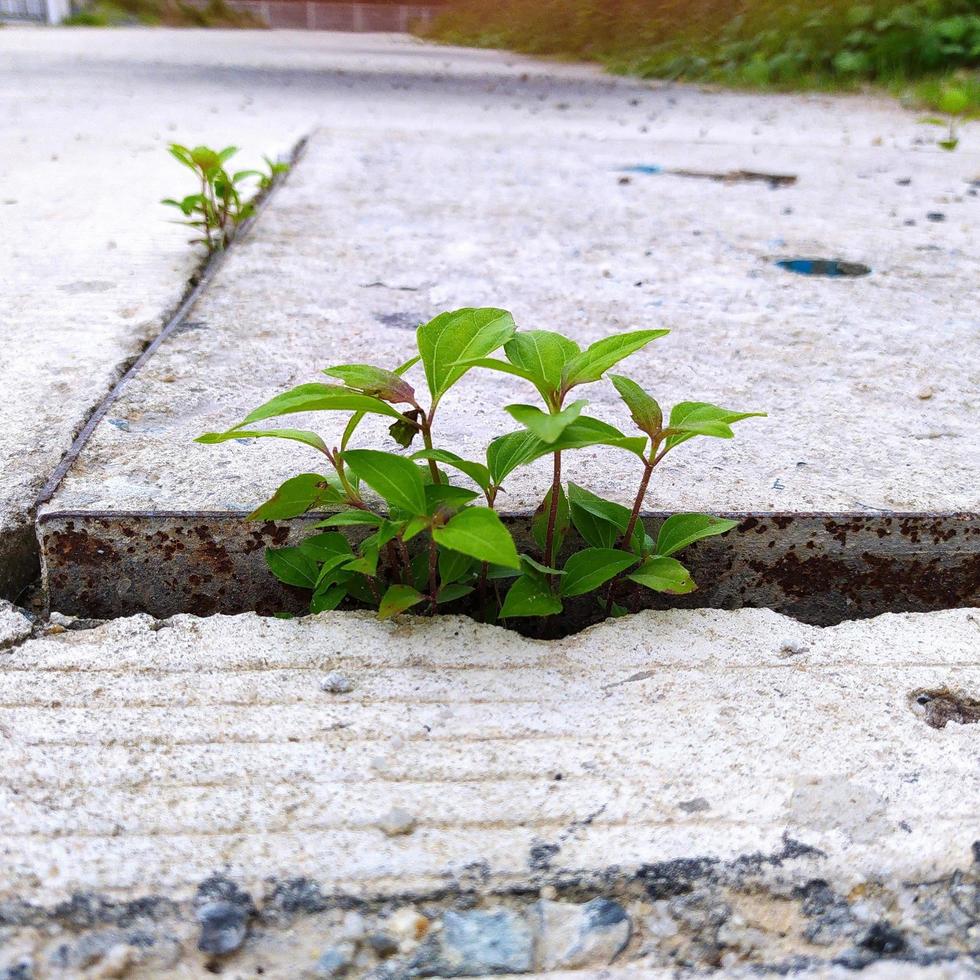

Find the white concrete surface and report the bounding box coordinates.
[2,607,977,905]
[0,599,32,650]
[33,36,979,520]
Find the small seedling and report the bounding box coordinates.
[921,86,969,151]
[162,144,288,253]
[197,309,764,625]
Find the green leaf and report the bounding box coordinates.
[341,354,420,451]
[437,583,475,604]
[449,356,542,393]
[937,87,969,116]
[610,374,662,436]
[546,417,647,458]
[417,308,516,400]
[432,508,520,569]
[238,383,407,427]
[345,541,380,577]
[298,532,353,563]
[568,483,634,540]
[504,330,581,397]
[342,449,427,515]
[411,449,492,493]
[628,556,697,594]
[315,510,385,528]
[439,548,477,585]
[664,402,766,451]
[378,585,426,620]
[561,330,669,390]
[322,364,417,404]
[532,484,569,556]
[655,514,739,557]
[425,484,480,513]
[315,554,359,589]
[505,399,587,443]
[196,428,330,455]
[486,563,522,580]
[265,547,319,589]
[560,548,637,597]
[402,515,430,542]
[247,473,341,521]
[310,583,347,613]
[486,429,541,486]
[521,554,564,577]
[487,418,646,487]
[499,573,562,618]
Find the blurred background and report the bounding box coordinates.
[1,0,976,117]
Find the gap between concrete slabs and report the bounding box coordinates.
[36,510,980,624]
[35,123,980,623]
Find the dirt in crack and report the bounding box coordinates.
[910,687,980,729]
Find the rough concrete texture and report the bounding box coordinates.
[1,608,979,976]
[39,52,980,520]
[0,600,32,651]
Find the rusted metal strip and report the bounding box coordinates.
[38,510,980,626]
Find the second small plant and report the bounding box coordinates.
[163,143,289,253]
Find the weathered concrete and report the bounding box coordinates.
[0,608,978,975]
[0,600,32,650]
[33,47,980,618]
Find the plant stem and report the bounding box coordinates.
[544,450,562,568]
[420,410,441,484]
[396,536,413,585]
[427,534,439,613]
[620,459,654,553]
[327,450,365,507]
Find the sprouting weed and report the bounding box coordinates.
[162,143,289,254]
[197,309,764,624]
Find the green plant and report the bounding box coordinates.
[197,308,764,626]
[162,144,287,254]
[920,82,971,148]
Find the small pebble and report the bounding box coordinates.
[366,932,399,958]
[313,942,355,978]
[320,671,353,694]
[917,387,934,400]
[378,807,416,837]
[388,907,430,946]
[926,212,945,222]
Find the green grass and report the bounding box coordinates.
[421,0,980,115]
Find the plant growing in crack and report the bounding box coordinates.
[162,144,289,254]
[921,84,970,151]
[197,307,764,626]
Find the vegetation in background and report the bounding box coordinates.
[421,0,980,114]
[198,308,763,629]
[163,144,288,254]
[64,0,260,27]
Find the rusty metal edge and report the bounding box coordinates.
[37,507,980,626]
[34,508,980,522]
[34,134,311,510]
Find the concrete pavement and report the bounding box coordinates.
[1,607,979,975]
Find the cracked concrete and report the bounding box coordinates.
[1,608,978,976]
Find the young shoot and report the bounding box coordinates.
[197,307,765,626]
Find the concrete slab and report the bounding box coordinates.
[0,607,978,975]
[35,53,980,619]
[0,600,32,650]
